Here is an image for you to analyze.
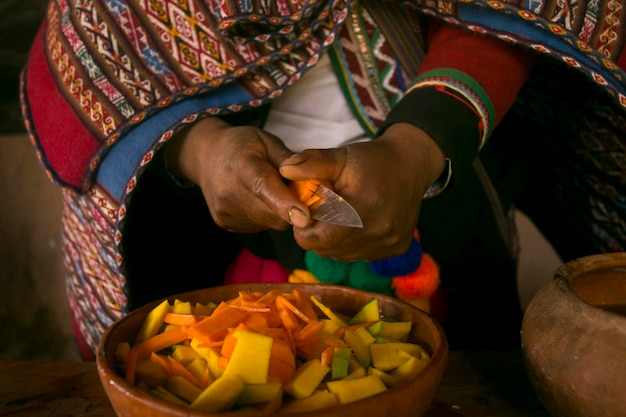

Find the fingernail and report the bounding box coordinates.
[288,207,310,228]
[280,153,306,168]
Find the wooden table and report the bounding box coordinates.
[0,350,551,416]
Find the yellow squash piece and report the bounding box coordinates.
[135,299,170,344]
[390,355,430,384]
[236,378,283,406]
[284,359,330,399]
[326,375,387,404]
[343,327,375,368]
[190,338,224,379]
[165,375,202,403]
[367,320,413,342]
[222,330,273,384]
[310,296,348,328]
[190,375,244,413]
[370,342,427,371]
[280,389,339,413]
[349,298,380,324]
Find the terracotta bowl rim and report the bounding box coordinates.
[96,282,449,417]
[550,252,626,323]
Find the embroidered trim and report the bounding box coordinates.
[407,68,495,149]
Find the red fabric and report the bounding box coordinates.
[70,311,96,361]
[420,22,535,127]
[223,249,290,284]
[24,23,101,189]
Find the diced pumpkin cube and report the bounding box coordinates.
[280,389,338,413]
[190,375,244,413]
[310,296,348,327]
[186,357,212,388]
[349,298,380,324]
[236,378,283,405]
[222,330,273,384]
[190,338,224,379]
[135,299,170,344]
[135,358,168,387]
[370,342,426,371]
[367,320,412,342]
[165,375,202,403]
[326,375,387,404]
[284,359,330,399]
[172,344,201,366]
[390,355,429,384]
[367,366,399,387]
[172,300,192,314]
[151,386,188,407]
[343,327,375,367]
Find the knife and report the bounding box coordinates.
[291,179,364,228]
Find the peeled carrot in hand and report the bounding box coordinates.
[289,178,334,207]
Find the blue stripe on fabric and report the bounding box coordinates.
[458,2,626,92]
[97,84,252,200]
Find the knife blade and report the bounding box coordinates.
[307,183,364,228]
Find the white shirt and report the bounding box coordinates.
[263,53,369,152]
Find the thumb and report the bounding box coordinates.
[279,148,347,182]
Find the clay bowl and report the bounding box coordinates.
[521,252,626,417]
[97,282,448,417]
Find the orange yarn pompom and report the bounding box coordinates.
[391,254,440,299]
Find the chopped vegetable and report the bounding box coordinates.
[116,288,430,413]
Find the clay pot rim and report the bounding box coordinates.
[552,252,626,324]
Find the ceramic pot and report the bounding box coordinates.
[521,252,626,417]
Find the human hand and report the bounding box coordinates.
[165,117,312,233]
[279,123,445,261]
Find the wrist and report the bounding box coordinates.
[382,122,447,196]
[164,116,230,185]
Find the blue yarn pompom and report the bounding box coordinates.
[368,236,423,277]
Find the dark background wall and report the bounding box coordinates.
[0,0,79,361]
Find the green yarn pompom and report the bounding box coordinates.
[304,251,351,284]
[348,261,394,296]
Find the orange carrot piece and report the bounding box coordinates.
[187,303,248,343]
[217,355,229,369]
[163,313,198,326]
[293,320,323,343]
[168,355,203,388]
[220,331,239,359]
[320,346,335,368]
[150,351,173,375]
[292,289,319,322]
[125,348,139,385]
[276,294,312,324]
[242,311,270,327]
[268,355,296,385]
[289,179,334,206]
[131,325,189,360]
[275,296,301,330]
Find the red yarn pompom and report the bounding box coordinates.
[391,254,440,299]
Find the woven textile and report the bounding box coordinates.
[20,0,626,355]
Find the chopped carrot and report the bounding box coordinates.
[293,320,323,344]
[163,313,198,326]
[320,346,335,368]
[289,178,334,207]
[292,289,318,322]
[150,351,173,375]
[168,356,203,389]
[132,325,189,360]
[242,311,270,327]
[276,294,312,324]
[275,296,301,330]
[125,348,139,385]
[187,303,248,343]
